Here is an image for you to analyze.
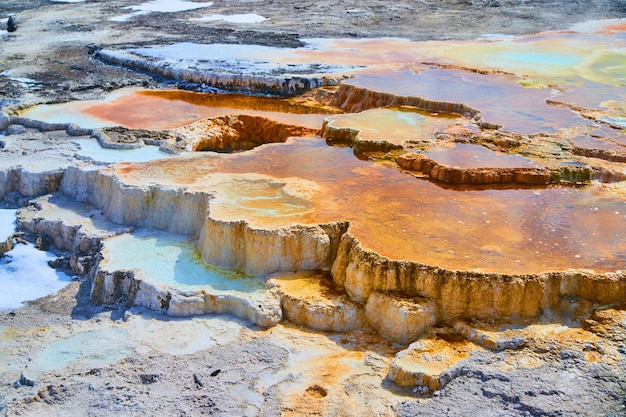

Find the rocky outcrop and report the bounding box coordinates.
[91,127,172,150]
[397,152,552,185]
[330,82,481,121]
[387,338,479,392]
[91,265,282,327]
[198,218,348,277]
[365,292,436,344]
[176,115,318,153]
[19,199,98,253]
[331,232,626,327]
[0,168,64,200]
[95,49,337,97]
[573,144,626,163]
[267,271,367,332]
[321,119,403,154]
[1,113,92,136]
[0,235,14,256]
[7,16,17,33]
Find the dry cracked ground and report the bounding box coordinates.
[1,1,626,416]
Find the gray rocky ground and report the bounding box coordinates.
[1,1,626,416]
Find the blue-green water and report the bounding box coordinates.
[102,231,266,294]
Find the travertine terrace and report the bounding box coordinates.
[1,1,625,416]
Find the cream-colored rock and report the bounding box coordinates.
[386,338,480,392]
[198,218,345,277]
[365,292,436,344]
[268,271,367,332]
[0,168,64,200]
[60,167,208,235]
[167,289,282,328]
[453,321,527,351]
[91,265,282,327]
[332,232,626,325]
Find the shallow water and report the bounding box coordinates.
[101,231,266,294]
[193,14,267,23]
[128,314,245,355]
[26,327,135,377]
[341,69,589,134]
[73,139,170,163]
[325,107,464,145]
[110,0,214,22]
[421,143,539,169]
[571,136,626,153]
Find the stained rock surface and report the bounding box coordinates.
[1,0,626,416]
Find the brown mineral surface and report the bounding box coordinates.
[396,144,551,185]
[20,89,335,130]
[105,137,626,274]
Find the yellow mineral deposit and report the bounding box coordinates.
[267,271,367,332]
[322,107,467,149]
[387,337,479,391]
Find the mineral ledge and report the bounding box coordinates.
[1,2,625,416]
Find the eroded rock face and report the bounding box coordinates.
[387,337,479,392]
[331,79,480,118]
[331,232,626,325]
[268,271,367,332]
[365,292,436,344]
[94,49,337,97]
[397,152,552,185]
[0,168,65,200]
[60,166,209,235]
[16,194,133,275]
[173,115,318,153]
[199,218,347,277]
